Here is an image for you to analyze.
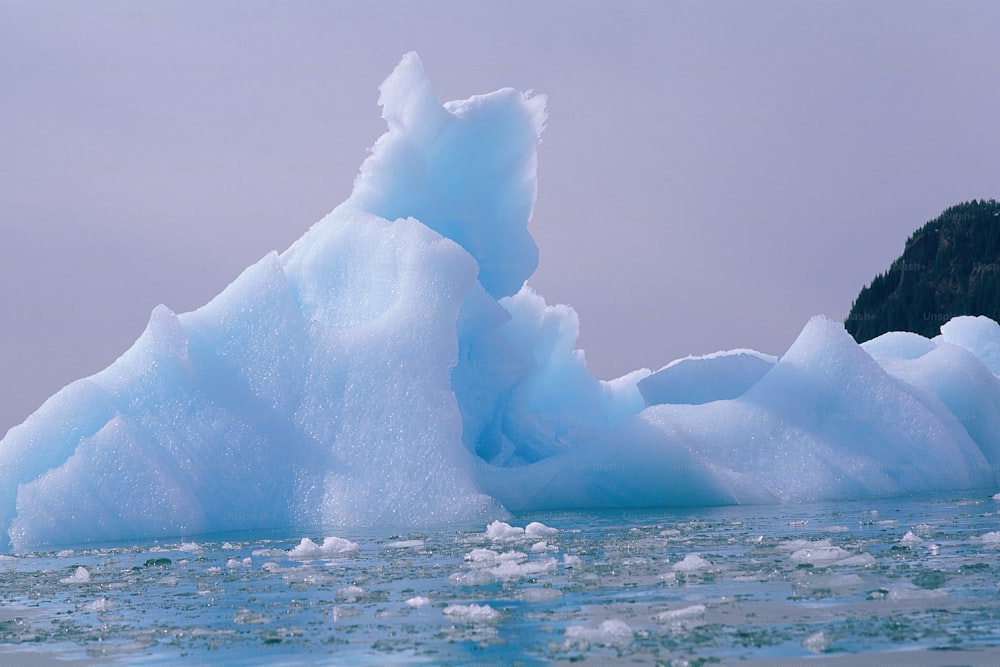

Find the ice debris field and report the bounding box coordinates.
[6,499,1000,665]
[3,52,1000,552]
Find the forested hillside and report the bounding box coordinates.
[846,199,1000,342]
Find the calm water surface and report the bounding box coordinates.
[3,494,1000,665]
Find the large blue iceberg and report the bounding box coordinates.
[2,53,998,551]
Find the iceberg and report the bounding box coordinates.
[1,53,998,552]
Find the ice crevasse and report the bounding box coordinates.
[2,52,999,551]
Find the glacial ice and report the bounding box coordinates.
[287,536,358,560]
[2,52,1000,552]
[654,604,706,625]
[443,603,501,623]
[564,619,634,649]
[672,553,712,572]
[638,349,777,406]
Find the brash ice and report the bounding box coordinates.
[1,53,998,551]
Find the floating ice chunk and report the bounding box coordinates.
[802,630,832,654]
[887,587,949,602]
[673,553,711,572]
[60,566,91,584]
[457,546,553,581]
[976,531,1000,544]
[785,541,874,567]
[820,525,850,533]
[899,530,924,547]
[564,619,633,649]
[448,570,496,586]
[777,538,831,552]
[442,603,500,623]
[654,604,706,624]
[789,546,852,566]
[288,536,358,559]
[562,554,582,568]
[279,565,335,587]
[336,585,366,602]
[489,556,557,580]
[331,605,359,622]
[226,557,252,568]
[252,548,286,558]
[386,539,424,549]
[474,549,519,565]
[659,571,678,585]
[234,608,269,625]
[405,596,430,607]
[83,597,117,612]
[518,587,562,601]
[524,521,558,537]
[836,553,876,567]
[485,520,525,541]
[484,520,558,542]
[178,541,202,552]
[465,547,502,565]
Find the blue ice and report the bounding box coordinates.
[1,53,997,551]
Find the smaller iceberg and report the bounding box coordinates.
[1,53,998,552]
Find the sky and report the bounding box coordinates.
[2,1,999,434]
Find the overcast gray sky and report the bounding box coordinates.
[2,1,999,433]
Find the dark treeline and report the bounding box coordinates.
[846,199,1000,343]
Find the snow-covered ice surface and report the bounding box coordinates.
[3,496,1000,664]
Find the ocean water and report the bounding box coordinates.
[3,494,1000,666]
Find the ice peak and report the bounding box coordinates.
[378,52,446,135]
[347,52,543,298]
